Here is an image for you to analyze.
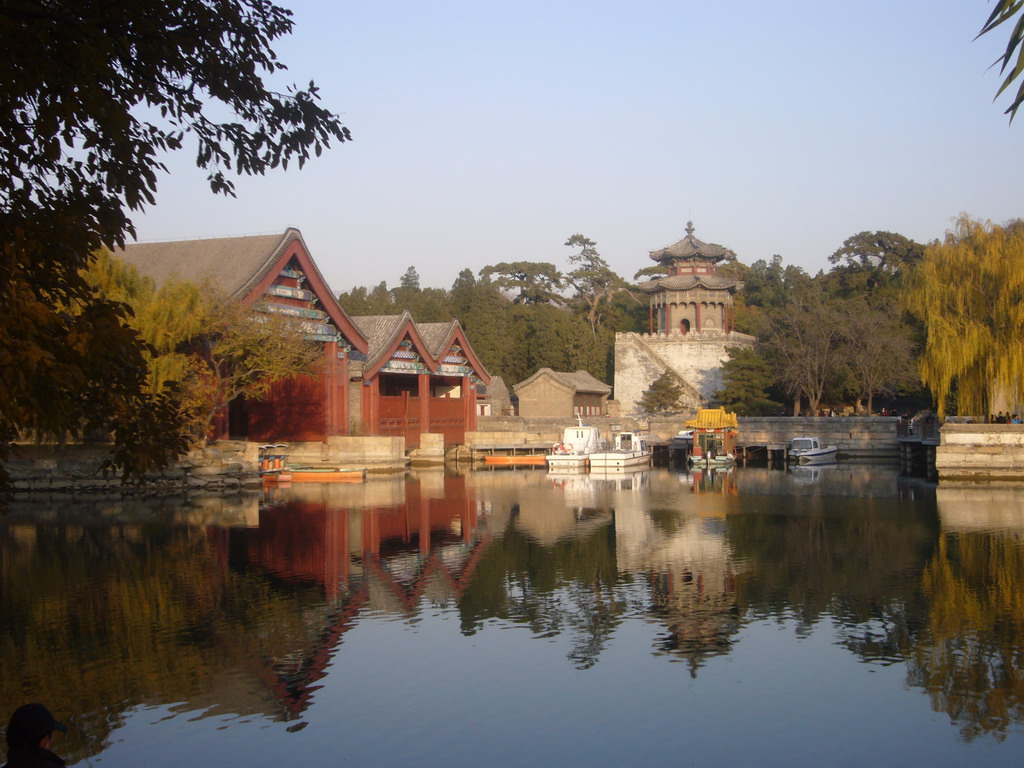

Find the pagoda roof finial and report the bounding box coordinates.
[685,220,695,237]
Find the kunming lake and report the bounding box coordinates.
[3,464,1024,767]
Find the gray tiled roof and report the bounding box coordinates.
[117,231,296,299]
[515,368,611,394]
[350,313,489,380]
[350,313,411,367]
[649,221,735,264]
[636,274,742,293]
[416,321,459,356]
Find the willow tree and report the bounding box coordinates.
[902,216,1024,417]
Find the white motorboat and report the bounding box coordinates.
[788,436,838,464]
[546,421,604,471]
[588,431,652,469]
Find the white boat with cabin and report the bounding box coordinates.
[546,421,604,471]
[788,435,838,464]
[588,431,652,470]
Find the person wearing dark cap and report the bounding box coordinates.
[2,704,67,768]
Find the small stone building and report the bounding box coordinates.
[478,376,512,416]
[614,222,754,415]
[514,368,611,419]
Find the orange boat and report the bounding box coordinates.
[483,455,547,467]
[286,467,366,483]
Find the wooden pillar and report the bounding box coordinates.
[648,302,654,334]
[465,378,478,431]
[418,372,430,437]
[362,377,380,435]
[325,341,338,438]
[696,303,702,333]
[338,354,350,434]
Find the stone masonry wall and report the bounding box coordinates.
[937,423,1024,480]
[473,415,899,453]
[614,330,754,416]
[6,441,261,495]
[6,435,409,497]
[735,416,899,457]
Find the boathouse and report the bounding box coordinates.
[350,311,491,448]
[118,230,490,449]
[614,222,755,415]
[513,368,611,418]
[119,229,368,442]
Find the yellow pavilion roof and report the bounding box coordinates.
[685,407,739,430]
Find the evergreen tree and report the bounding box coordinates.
[715,348,782,416]
[564,234,628,335]
[638,372,685,415]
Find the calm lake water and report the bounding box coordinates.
[2,464,1024,767]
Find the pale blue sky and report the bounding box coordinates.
[133,1,1022,293]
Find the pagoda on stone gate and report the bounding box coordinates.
[613,221,755,415]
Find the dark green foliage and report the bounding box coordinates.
[638,372,685,415]
[823,231,924,301]
[523,305,607,382]
[741,255,813,309]
[337,282,396,316]
[715,348,782,415]
[479,261,565,305]
[564,234,629,335]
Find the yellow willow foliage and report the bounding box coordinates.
[902,215,1024,417]
[87,249,156,305]
[83,253,215,394]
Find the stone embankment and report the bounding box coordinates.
[936,423,1024,480]
[464,414,900,459]
[6,435,411,498]
[6,441,261,496]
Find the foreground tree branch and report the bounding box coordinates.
[0,1,350,490]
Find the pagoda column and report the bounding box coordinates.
[696,303,702,333]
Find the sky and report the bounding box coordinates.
[132,1,1024,294]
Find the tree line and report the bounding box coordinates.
[345,218,1024,420]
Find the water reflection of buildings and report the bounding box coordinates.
[613,469,745,674]
[935,484,1024,533]
[205,473,498,714]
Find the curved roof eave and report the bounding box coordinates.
[241,228,369,354]
[435,320,492,384]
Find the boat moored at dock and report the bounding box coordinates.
[547,422,605,471]
[588,432,652,469]
[788,436,838,464]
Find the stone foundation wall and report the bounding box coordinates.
[936,424,1024,480]
[6,441,261,495]
[735,417,899,456]
[288,436,407,467]
[462,415,900,457]
[614,330,755,416]
[5,435,409,497]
